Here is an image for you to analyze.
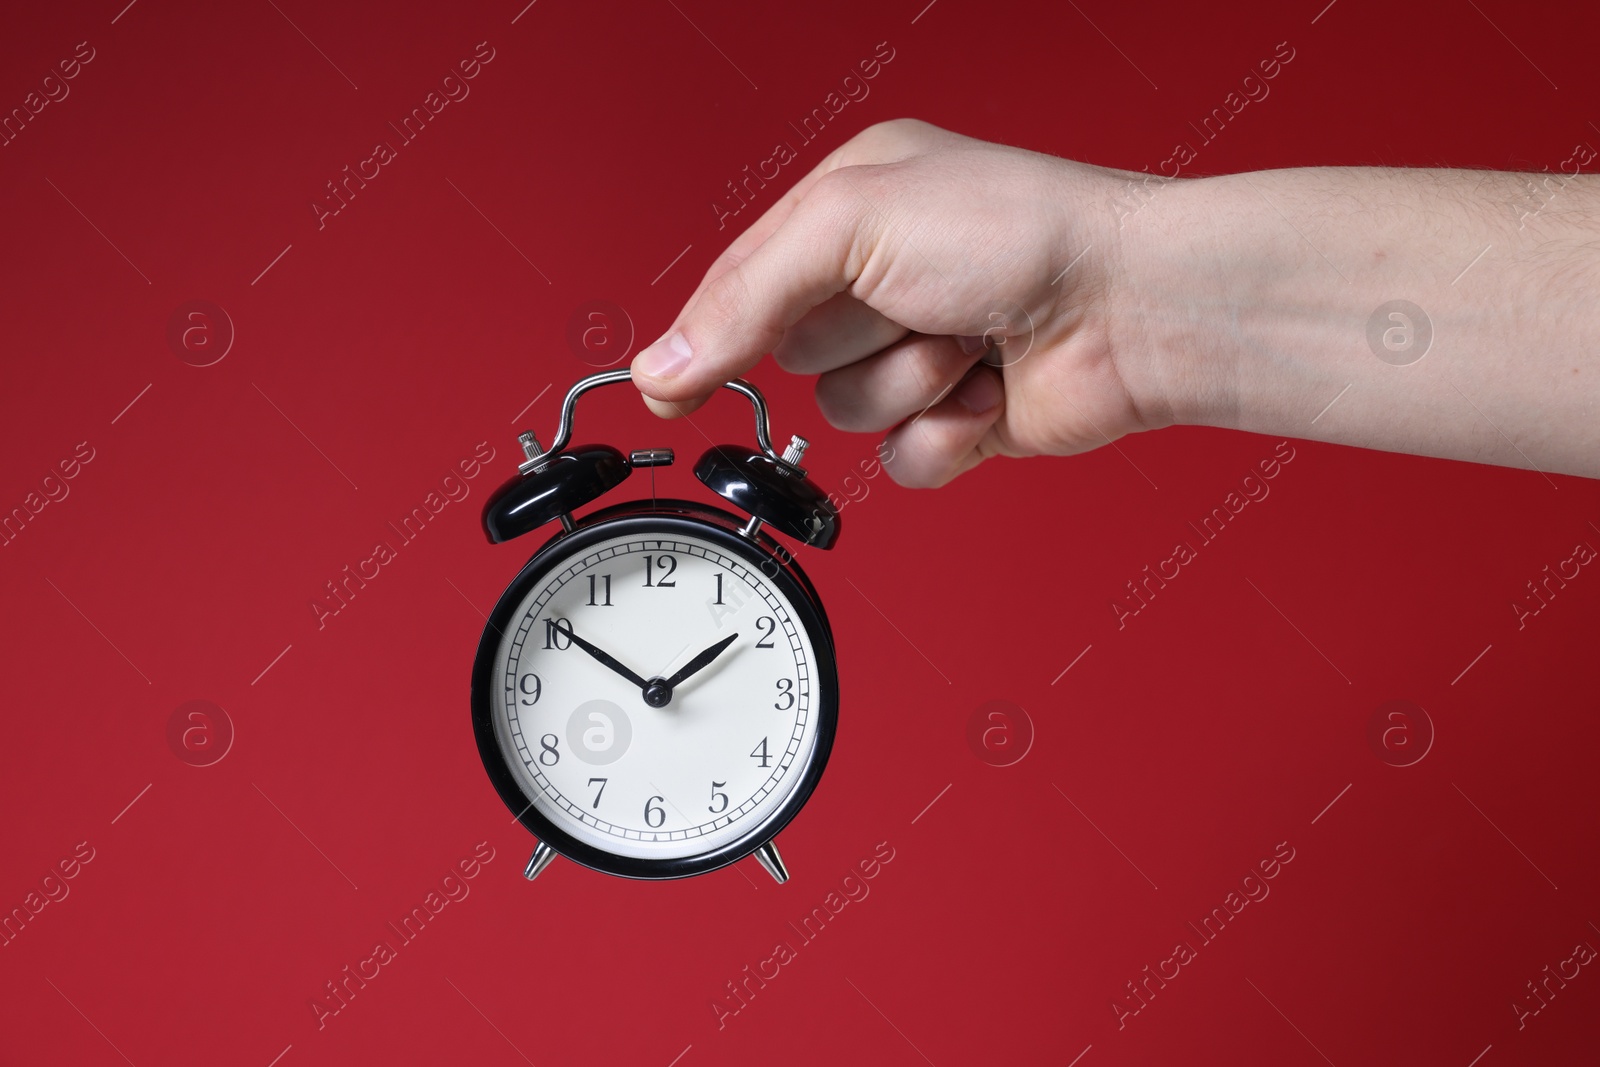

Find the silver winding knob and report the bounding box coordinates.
[781,435,809,469]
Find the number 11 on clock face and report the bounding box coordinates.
[492,534,822,863]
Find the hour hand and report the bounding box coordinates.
[553,621,650,690]
[665,633,740,688]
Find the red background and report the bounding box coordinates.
[3,0,1598,1064]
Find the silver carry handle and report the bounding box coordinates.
[517,368,805,474]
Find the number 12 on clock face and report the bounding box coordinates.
[485,531,833,876]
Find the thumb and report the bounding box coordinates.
[630,170,879,412]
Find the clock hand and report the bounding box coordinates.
[553,621,651,690]
[664,633,740,689]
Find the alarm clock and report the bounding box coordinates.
[470,368,842,883]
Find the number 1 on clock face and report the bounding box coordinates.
[495,535,820,860]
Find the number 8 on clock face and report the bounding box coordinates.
[495,532,821,860]
[471,370,842,883]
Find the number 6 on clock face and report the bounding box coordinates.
[473,508,839,880]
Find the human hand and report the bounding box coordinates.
[628,119,1158,488]
[631,119,1600,484]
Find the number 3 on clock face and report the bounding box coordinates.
[476,512,838,880]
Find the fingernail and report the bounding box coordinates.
[636,331,692,379]
[956,333,989,356]
[956,370,1003,415]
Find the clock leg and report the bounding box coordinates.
[753,840,789,884]
[523,841,557,881]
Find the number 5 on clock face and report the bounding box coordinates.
[483,525,834,877]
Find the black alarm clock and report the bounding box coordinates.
[470,369,842,883]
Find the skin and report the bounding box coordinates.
[630,119,1600,485]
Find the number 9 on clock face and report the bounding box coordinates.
[474,513,839,880]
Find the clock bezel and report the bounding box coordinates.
[470,498,839,881]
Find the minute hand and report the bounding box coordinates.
[665,633,740,688]
[554,621,651,690]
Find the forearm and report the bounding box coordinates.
[1115,166,1600,478]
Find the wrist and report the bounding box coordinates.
[1088,162,1600,476]
[1106,167,1554,438]
[1105,172,1276,435]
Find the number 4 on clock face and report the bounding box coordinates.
[486,532,831,881]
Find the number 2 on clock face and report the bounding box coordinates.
[493,535,821,862]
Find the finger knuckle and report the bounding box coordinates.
[771,338,808,373]
[812,376,870,432]
[862,117,935,148]
[707,248,748,280]
[801,168,880,271]
[699,268,751,331]
[805,167,861,219]
[883,428,953,489]
[884,454,943,490]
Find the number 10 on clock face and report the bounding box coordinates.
[486,529,831,876]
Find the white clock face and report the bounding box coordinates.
[490,530,822,861]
